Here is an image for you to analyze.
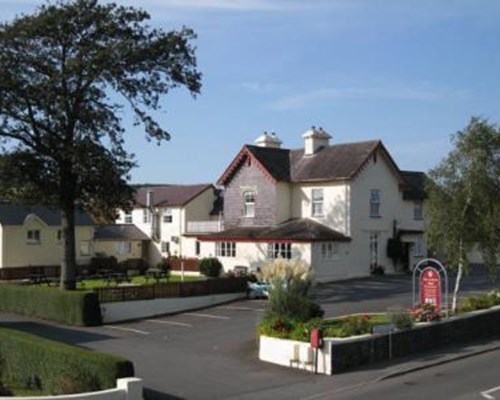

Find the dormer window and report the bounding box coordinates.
[311,189,324,217]
[27,229,41,244]
[243,191,255,217]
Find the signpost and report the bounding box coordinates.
[310,328,322,375]
[413,258,448,318]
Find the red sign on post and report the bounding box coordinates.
[420,267,441,311]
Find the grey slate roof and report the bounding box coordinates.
[0,203,94,226]
[219,140,393,185]
[401,171,427,200]
[94,224,149,241]
[197,218,351,242]
[134,184,213,207]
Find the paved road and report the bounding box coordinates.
[1,269,499,399]
[324,348,500,400]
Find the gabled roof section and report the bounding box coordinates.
[217,145,291,186]
[135,184,213,208]
[217,140,407,187]
[94,224,150,241]
[197,218,351,243]
[401,171,428,200]
[0,203,93,226]
[290,140,382,182]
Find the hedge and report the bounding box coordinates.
[0,284,102,326]
[0,328,134,394]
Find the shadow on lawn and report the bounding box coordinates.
[0,320,113,346]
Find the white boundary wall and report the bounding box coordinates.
[259,336,332,375]
[0,378,142,400]
[101,293,246,323]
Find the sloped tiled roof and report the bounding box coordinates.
[401,171,427,200]
[218,140,400,185]
[134,184,213,207]
[197,218,351,242]
[94,224,149,241]
[0,203,93,226]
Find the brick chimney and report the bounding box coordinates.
[255,131,282,148]
[303,126,331,155]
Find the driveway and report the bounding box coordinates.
[0,268,498,399]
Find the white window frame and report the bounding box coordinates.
[414,201,423,220]
[143,208,152,224]
[321,242,338,260]
[161,241,170,254]
[80,240,92,256]
[243,191,255,217]
[267,242,292,259]
[215,242,236,257]
[124,210,133,224]
[370,189,381,218]
[27,229,41,245]
[311,189,324,217]
[163,208,173,223]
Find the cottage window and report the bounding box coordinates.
[143,209,152,224]
[124,210,133,224]
[27,229,41,244]
[321,242,338,259]
[80,241,92,256]
[115,241,131,255]
[216,242,236,257]
[161,241,170,254]
[243,191,255,217]
[311,189,324,217]
[56,230,62,243]
[267,242,292,259]
[370,190,381,217]
[414,201,423,220]
[163,208,173,223]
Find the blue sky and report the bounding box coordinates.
[2,0,500,184]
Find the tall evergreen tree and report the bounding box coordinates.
[0,0,201,289]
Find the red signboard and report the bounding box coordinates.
[420,267,441,311]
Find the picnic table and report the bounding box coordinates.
[145,268,170,283]
[27,273,59,286]
[105,272,130,286]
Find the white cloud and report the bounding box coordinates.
[270,85,469,110]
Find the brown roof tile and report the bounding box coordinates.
[134,184,213,207]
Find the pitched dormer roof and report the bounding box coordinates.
[401,171,428,200]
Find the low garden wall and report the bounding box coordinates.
[0,378,143,400]
[259,305,500,375]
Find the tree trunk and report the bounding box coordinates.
[452,241,465,313]
[60,201,77,290]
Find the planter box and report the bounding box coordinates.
[259,306,500,374]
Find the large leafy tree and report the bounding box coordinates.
[427,117,500,311]
[0,0,201,289]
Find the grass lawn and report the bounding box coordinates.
[76,274,202,290]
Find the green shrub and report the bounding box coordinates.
[0,284,101,326]
[0,328,133,395]
[488,290,500,306]
[258,317,295,339]
[199,257,223,278]
[390,310,414,331]
[339,315,371,337]
[458,294,495,313]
